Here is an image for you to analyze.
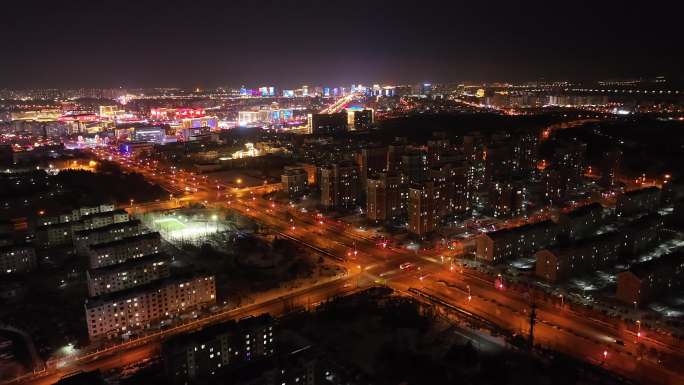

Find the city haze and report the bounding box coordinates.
[1,0,683,88]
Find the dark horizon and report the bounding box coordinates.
[2,0,683,89]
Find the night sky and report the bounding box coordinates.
[2,0,682,88]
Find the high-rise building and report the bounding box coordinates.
[513,130,540,177]
[543,169,569,205]
[600,149,622,189]
[281,167,308,199]
[319,162,359,209]
[428,165,453,219]
[553,140,587,190]
[387,143,405,173]
[408,182,436,236]
[451,163,472,216]
[352,109,373,131]
[357,146,387,187]
[483,143,513,184]
[365,172,403,222]
[308,113,347,135]
[427,139,450,165]
[401,153,428,185]
[488,181,526,218]
[366,178,386,222]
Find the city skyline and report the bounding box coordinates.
[2,2,684,385]
[2,0,683,88]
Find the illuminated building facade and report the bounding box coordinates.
[85,275,216,339]
[535,232,622,282]
[163,314,275,384]
[281,167,308,199]
[87,232,162,269]
[73,219,145,256]
[0,245,36,274]
[134,127,167,143]
[357,146,387,187]
[320,162,359,209]
[557,203,605,240]
[367,172,403,222]
[476,221,558,263]
[308,113,347,135]
[616,252,684,307]
[616,187,661,217]
[86,252,170,296]
[180,116,218,130]
[408,182,436,236]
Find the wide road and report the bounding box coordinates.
[10,277,360,385]
[63,146,684,385]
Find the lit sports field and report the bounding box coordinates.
[149,213,225,244]
[153,217,187,232]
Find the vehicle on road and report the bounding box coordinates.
[400,262,413,270]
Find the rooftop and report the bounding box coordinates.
[486,220,556,240]
[74,219,141,237]
[627,251,684,279]
[85,273,213,308]
[624,186,661,197]
[86,252,167,278]
[162,313,274,351]
[564,202,603,218]
[88,231,160,251]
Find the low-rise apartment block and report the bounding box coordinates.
[616,187,661,217]
[74,219,144,255]
[1,244,37,274]
[476,220,558,263]
[616,252,684,307]
[281,167,308,199]
[557,202,605,240]
[163,314,275,384]
[88,232,161,269]
[85,274,216,339]
[535,232,622,282]
[86,252,170,296]
[35,209,130,248]
[620,214,664,255]
[37,203,116,227]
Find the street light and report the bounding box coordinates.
[212,214,219,231]
[467,285,471,301]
